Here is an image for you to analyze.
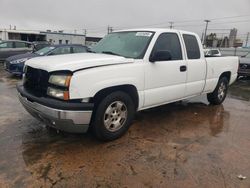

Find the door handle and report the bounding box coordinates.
[180,65,187,72]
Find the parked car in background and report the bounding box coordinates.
[17,28,238,141]
[0,40,33,62]
[5,44,88,76]
[32,41,51,51]
[238,52,250,77]
[204,48,222,57]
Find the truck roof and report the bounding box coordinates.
[114,28,197,35]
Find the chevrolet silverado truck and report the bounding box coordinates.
[17,29,239,141]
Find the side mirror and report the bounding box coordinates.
[149,50,172,62]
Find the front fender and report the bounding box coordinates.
[69,63,144,100]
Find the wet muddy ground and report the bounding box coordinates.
[0,64,250,188]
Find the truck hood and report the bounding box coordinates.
[25,53,134,72]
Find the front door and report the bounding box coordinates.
[144,32,187,108]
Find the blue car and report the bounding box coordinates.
[4,44,88,76]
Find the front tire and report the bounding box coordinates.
[207,77,229,105]
[92,91,135,141]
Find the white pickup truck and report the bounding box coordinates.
[17,28,239,140]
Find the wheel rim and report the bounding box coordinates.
[103,101,128,132]
[218,82,226,101]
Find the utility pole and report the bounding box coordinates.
[245,32,249,47]
[220,34,224,48]
[169,22,174,29]
[83,29,87,46]
[108,26,110,34]
[83,29,87,36]
[201,32,204,43]
[108,26,113,34]
[203,20,211,47]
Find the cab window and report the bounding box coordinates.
[15,42,27,48]
[211,50,219,55]
[183,34,200,59]
[49,47,71,55]
[152,33,183,60]
[73,46,87,53]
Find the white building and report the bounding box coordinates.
[41,30,85,45]
[0,29,46,41]
[0,29,86,45]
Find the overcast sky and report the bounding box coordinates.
[0,0,250,40]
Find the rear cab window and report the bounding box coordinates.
[211,50,219,55]
[183,34,200,59]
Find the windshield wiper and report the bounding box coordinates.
[101,51,122,56]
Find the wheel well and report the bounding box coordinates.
[220,71,231,82]
[92,85,139,109]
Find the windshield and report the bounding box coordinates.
[91,31,154,58]
[35,46,55,55]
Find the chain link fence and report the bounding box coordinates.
[219,48,250,57]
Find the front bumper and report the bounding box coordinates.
[17,84,94,133]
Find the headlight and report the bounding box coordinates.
[10,58,29,64]
[47,87,69,100]
[48,74,72,87]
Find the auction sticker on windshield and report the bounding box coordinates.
[135,32,152,37]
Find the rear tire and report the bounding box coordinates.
[207,77,229,105]
[92,91,135,141]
